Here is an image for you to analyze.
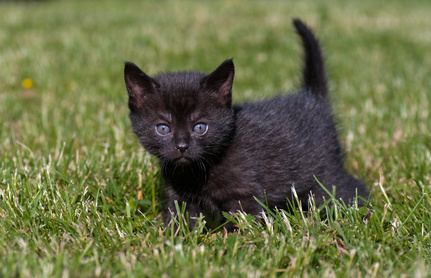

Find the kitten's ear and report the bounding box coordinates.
[124,62,159,111]
[201,59,235,106]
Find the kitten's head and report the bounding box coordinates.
[124,60,235,170]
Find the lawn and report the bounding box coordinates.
[1,0,431,277]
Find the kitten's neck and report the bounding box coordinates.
[162,160,210,195]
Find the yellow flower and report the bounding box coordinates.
[68,81,77,92]
[22,78,33,89]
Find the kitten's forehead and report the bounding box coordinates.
[153,71,207,118]
[154,71,205,92]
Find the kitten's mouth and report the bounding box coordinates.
[174,156,192,165]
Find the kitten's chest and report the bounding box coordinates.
[169,149,253,204]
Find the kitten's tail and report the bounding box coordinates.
[293,19,328,98]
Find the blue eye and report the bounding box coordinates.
[193,123,208,135]
[156,124,171,136]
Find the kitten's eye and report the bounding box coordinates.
[193,123,208,135]
[156,124,171,136]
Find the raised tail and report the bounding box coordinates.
[293,19,328,97]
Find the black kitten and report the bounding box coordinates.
[124,19,368,231]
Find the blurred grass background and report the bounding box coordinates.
[1,0,431,277]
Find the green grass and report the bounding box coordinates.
[1,0,431,277]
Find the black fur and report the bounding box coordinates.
[124,19,368,231]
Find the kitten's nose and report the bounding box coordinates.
[175,143,189,153]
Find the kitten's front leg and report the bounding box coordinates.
[221,196,265,232]
[164,188,202,231]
